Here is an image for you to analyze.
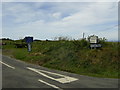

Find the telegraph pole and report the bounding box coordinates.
[83,32,85,39]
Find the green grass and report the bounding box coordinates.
[2,39,119,78]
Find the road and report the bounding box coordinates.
[0,55,119,89]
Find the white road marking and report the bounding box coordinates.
[38,79,62,90]
[27,67,78,84]
[38,69,78,83]
[0,61,15,69]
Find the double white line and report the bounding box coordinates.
[27,67,78,84]
[27,67,78,90]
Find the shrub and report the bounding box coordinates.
[73,39,89,51]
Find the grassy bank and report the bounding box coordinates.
[2,39,120,78]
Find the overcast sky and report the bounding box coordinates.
[2,1,118,41]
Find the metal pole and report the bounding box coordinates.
[83,33,85,39]
[28,43,31,52]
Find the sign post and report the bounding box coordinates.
[27,43,31,52]
[88,35,102,49]
[25,37,33,52]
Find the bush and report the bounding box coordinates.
[73,39,89,51]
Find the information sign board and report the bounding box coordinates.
[89,36,98,44]
[24,37,33,52]
[25,37,33,43]
[90,44,102,48]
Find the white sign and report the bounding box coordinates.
[89,36,98,43]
